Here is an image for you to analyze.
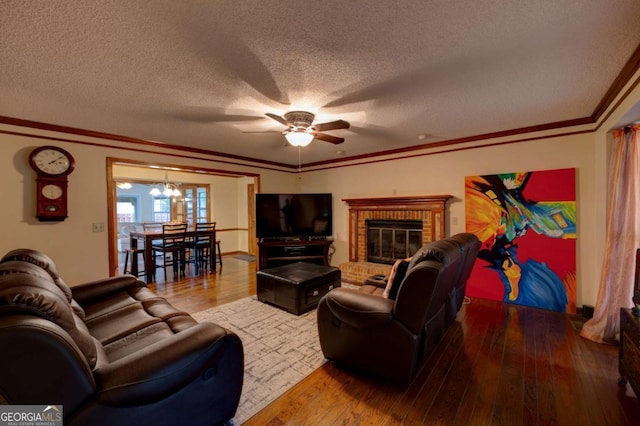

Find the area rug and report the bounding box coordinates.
[191,297,325,424]
[233,254,256,262]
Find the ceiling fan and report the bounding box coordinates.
[263,111,350,146]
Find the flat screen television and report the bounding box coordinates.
[256,193,332,240]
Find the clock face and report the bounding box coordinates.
[42,184,63,200]
[30,147,74,176]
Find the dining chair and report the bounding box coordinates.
[122,225,145,277]
[151,223,188,280]
[143,222,164,231]
[216,240,223,267]
[143,221,164,246]
[123,246,145,277]
[192,222,216,274]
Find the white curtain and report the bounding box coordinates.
[581,124,640,344]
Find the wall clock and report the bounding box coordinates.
[28,146,75,222]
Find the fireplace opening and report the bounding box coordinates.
[367,220,422,264]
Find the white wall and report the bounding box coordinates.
[210,176,240,252]
[236,176,254,251]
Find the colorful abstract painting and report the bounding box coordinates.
[465,168,576,313]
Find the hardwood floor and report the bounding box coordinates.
[146,255,257,313]
[148,256,639,425]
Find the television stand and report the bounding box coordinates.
[258,239,332,270]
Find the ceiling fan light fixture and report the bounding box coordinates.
[285,130,314,147]
[284,111,315,128]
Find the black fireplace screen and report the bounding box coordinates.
[366,220,422,264]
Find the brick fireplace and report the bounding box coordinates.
[339,195,452,284]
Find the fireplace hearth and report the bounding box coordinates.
[367,219,422,264]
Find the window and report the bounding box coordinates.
[196,188,208,223]
[179,185,210,225]
[116,196,139,222]
[153,197,171,222]
[115,181,209,224]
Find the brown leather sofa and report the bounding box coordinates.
[317,233,480,383]
[0,249,243,425]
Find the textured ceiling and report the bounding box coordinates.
[1,1,640,167]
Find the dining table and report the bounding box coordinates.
[130,227,217,282]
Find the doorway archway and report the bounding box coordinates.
[107,157,260,276]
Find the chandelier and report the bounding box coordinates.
[149,173,182,197]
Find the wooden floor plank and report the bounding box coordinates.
[577,331,637,426]
[521,306,541,426]
[454,300,508,426]
[451,299,498,425]
[550,314,590,426]
[146,257,639,425]
[534,310,561,426]
[420,312,486,424]
[565,317,616,426]
[491,304,527,426]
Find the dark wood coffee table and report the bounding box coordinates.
[256,262,341,315]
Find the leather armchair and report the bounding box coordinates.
[317,233,480,383]
[0,248,243,425]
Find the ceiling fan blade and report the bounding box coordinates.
[314,132,345,144]
[166,107,265,123]
[312,119,350,132]
[265,113,291,127]
[242,130,283,134]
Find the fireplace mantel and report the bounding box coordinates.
[340,195,452,284]
[342,195,452,210]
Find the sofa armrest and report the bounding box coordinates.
[322,287,394,329]
[71,275,145,305]
[94,322,240,405]
[0,316,96,413]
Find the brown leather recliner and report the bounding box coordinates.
[0,249,244,426]
[317,233,480,383]
[447,233,482,320]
